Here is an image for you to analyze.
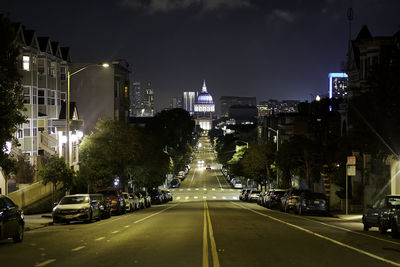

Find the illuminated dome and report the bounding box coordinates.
[197,80,214,104]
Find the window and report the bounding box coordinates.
[23,56,30,71]
[38,58,45,75]
[38,89,45,105]
[33,128,37,137]
[24,129,31,137]
[57,91,61,106]
[61,92,66,102]
[48,90,55,105]
[50,62,56,77]
[17,129,23,139]
[33,88,37,104]
[23,87,30,104]
[60,66,66,81]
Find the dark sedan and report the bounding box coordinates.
[0,195,24,243]
[149,189,165,204]
[363,195,400,233]
[264,189,286,209]
[295,191,329,215]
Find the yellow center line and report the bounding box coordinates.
[203,201,209,267]
[231,202,400,267]
[206,201,220,267]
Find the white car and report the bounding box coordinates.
[233,180,243,189]
[52,194,102,224]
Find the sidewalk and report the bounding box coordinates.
[24,213,53,231]
[331,213,363,222]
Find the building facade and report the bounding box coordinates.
[194,81,215,130]
[183,91,196,115]
[70,60,130,133]
[328,73,348,99]
[220,96,257,117]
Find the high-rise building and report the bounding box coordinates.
[220,96,257,117]
[142,82,154,117]
[183,91,196,115]
[328,73,348,99]
[170,97,183,109]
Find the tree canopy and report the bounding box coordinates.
[0,15,26,174]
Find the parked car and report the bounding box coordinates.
[0,195,24,243]
[264,189,286,209]
[95,188,125,215]
[134,192,145,209]
[247,190,261,202]
[162,189,173,201]
[52,194,102,224]
[295,191,329,215]
[232,179,243,189]
[122,192,134,212]
[169,178,181,188]
[363,195,400,233]
[257,191,267,206]
[391,207,400,238]
[280,188,305,212]
[138,190,152,208]
[92,193,111,219]
[149,189,165,204]
[205,165,211,170]
[239,189,252,201]
[130,193,140,210]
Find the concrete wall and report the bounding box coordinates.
[7,180,59,208]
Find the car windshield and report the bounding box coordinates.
[388,196,400,206]
[60,196,89,205]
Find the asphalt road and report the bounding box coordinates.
[1,136,400,267]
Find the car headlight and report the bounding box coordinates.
[53,206,59,212]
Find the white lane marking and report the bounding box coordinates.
[134,204,179,224]
[194,196,199,199]
[212,188,216,191]
[230,189,233,192]
[95,237,105,241]
[232,196,238,200]
[187,188,191,191]
[222,196,226,200]
[232,202,400,267]
[35,259,56,267]
[221,189,224,191]
[203,188,207,191]
[203,196,207,199]
[179,189,183,191]
[124,225,130,228]
[177,196,181,200]
[276,208,400,246]
[215,175,222,189]
[196,188,199,191]
[97,215,125,226]
[111,230,119,234]
[189,167,197,187]
[71,246,85,252]
[185,196,189,200]
[213,196,217,199]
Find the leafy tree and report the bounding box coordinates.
[15,155,35,184]
[0,15,26,175]
[79,119,141,190]
[39,155,75,203]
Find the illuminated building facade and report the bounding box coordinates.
[328,73,348,99]
[194,81,215,130]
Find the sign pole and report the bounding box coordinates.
[346,169,348,215]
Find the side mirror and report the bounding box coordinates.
[53,202,59,207]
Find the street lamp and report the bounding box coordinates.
[268,127,279,186]
[66,62,109,167]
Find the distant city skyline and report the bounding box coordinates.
[2,0,400,111]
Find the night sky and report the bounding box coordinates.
[2,0,400,112]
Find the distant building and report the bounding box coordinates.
[143,82,155,117]
[70,60,130,133]
[183,91,196,115]
[194,81,215,130]
[258,99,299,117]
[328,73,348,99]
[220,96,257,117]
[170,96,183,109]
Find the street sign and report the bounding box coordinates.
[347,165,356,176]
[347,156,356,165]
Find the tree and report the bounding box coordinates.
[0,15,26,175]
[39,155,75,203]
[79,119,141,190]
[15,155,35,184]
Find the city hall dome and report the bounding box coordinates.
[197,80,214,104]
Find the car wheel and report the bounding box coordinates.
[391,219,400,238]
[362,216,370,231]
[13,223,24,243]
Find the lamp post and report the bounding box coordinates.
[66,63,109,167]
[268,127,279,186]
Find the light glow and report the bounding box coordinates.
[102,63,110,68]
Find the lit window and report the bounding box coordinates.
[23,56,30,71]
[23,87,30,104]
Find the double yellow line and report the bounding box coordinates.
[203,201,220,267]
